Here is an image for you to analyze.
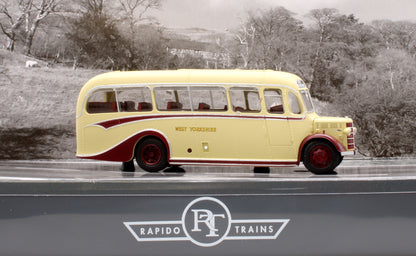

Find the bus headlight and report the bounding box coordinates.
[343,127,353,136]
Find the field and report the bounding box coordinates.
[0,50,103,159]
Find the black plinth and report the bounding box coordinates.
[1,160,416,256]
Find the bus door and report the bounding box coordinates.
[263,88,295,161]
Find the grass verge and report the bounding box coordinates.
[0,127,75,160]
[0,50,104,160]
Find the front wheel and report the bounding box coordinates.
[135,138,168,172]
[302,141,341,175]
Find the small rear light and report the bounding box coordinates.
[346,122,355,150]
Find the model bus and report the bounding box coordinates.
[76,69,356,174]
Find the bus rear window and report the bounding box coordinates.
[87,89,117,113]
[86,87,153,114]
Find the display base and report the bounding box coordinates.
[1,160,416,256]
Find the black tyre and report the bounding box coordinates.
[253,167,270,173]
[121,160,135,172]
[302,140,341,175]
[135,138,168,172]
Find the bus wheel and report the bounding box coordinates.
[135,138,168,172]
[303,141,341,175]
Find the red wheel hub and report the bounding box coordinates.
[309,145,332,168]
[141,144,162,166]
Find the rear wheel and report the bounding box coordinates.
[135,138,168,172]
[303,141,341,175]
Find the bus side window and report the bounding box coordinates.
[230,87,261,113]
[191,86,228,111]
[288,91,302,114]
[154,87,190,111]
[264,89,284,114]
[87,90,117,113]
[117,87,153,112]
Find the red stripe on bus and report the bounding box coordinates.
[77,130,170,162]
[94,114,304,129]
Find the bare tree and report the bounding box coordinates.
[234,24,255,68]
[372,20,416,56]
[24,0,59,55]
[233,7,302,70]
[0,0,59,55]
[307,8,339,86]
[118,0,160,32]
[116,0,161,69]
[0,0,30,51]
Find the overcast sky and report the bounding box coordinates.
[152,0,416,30]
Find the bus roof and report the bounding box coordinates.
[82,69,302,88]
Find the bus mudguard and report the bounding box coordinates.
[79,130,170,163]
[297,134,346,164]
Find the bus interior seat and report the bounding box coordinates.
[234,106,245,112]
[119,101,136,112]
[87,102,117,113]
[269,105,284,113]
[167,101,183,110]
[138,102,152,111]
[198,102,210,110]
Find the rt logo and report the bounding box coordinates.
[182,197,231,246]
[124,197,290,247]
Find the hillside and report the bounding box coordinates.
[164,27,231,53]
[164,27,229,43]
[0,50,103,129]
[0,50,104,159]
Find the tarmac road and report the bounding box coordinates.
[0,158,416,182]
